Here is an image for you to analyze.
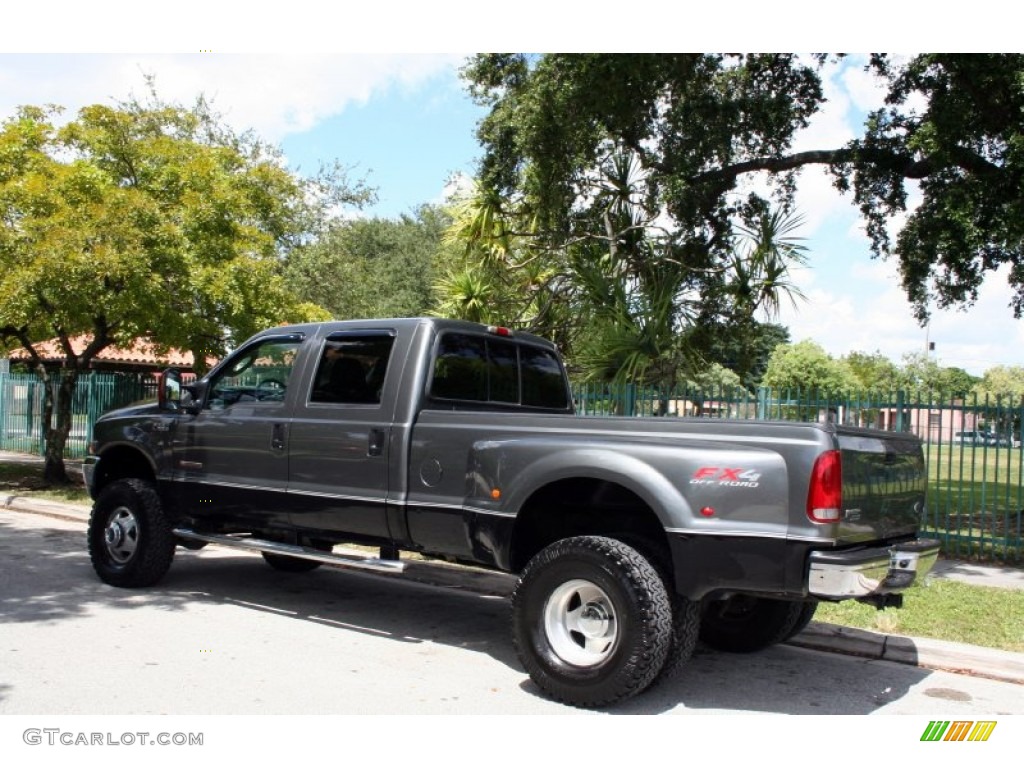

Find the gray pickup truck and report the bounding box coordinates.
[84,317,939,707]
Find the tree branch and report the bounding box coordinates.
[686,145,1002,189]
[1,324,47,376]
[78,316,113,368]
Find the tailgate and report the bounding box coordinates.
[836,427,926,543]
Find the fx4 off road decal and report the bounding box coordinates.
[689,467,762,488]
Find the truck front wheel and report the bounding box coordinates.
[699,595,804,653]
[512,536,671,708]
[88,478,176,588]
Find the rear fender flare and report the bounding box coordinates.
[472,441,693,530]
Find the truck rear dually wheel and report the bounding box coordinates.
[656,593,701,681]
[512,536,671,708]
[699,594,804,653]
[88,478,176,588]
[783,600,819,641]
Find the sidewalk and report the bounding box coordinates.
[3,462,1023,687]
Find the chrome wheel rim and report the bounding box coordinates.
[103,506,139,564]
[543,579,619,667]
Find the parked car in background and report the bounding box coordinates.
[953,430,1015,447]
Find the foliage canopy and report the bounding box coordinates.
[0,89,368,479]
[453,53,1024,385]
[285,205,451,321]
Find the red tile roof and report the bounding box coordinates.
[7,335,199,369]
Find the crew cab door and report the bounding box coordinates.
[286,330,397,539]
[175,334,304,529]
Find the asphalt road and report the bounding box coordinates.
[2,508,1022,717]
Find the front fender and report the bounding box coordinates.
[88,412,176,496]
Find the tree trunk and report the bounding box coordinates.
[41,370,78,485]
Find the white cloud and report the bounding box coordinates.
[777,252,1024,377]
[840,57,888,114]
[793,57,859,153]
[0,54,462,143]
[437,170,475,205]
[772,56,872,237]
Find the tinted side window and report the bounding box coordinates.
[522,345,569,409]
[488,339,519,404]
[431,332,567,409]
[207,337,302,409]
[310,334,395,404]
[431,334,488,401]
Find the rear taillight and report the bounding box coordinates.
[807,450,842,523]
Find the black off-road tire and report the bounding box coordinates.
[511,536,672,708]
[783,600,819,641]
[657,593,702,681]
[617,536,700,685]
[88,478,176,588]
[699,594,805,653]
[612,534,700,686]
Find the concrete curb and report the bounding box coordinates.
[4,494,1024,686]
[1,494,92,525]
[787,622,1024,686]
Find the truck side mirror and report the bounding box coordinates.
[159,369,182,411]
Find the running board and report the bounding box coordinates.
[172,528,406,574]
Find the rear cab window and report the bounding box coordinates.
[429,330,571,411]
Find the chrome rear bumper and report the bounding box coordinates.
[807,539,940,599]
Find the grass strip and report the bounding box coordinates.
[815,579,1024,653]
[0,462,91,506]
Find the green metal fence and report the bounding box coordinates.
[0,371,157,459]
[573,382,1024,562]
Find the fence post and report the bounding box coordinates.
[0,372,6,446]
[895,390,906,432]
[86,371,98,450]
[757,387,769,421]
[25,380,34,440]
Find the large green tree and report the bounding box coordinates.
[842,351,904,392]
[847,55,1024,319]
[896,352,978,396]
[285,205,451,320]
[762,341,860,395]
[0,92,366,482]
[455,54,828,383]
[973,365,1024,403]
[460,53,1024,380]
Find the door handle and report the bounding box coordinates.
[271,423,286,452]
[368,428,386,457]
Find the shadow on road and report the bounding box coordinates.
[0,514,935,714]
[0,517,199,624]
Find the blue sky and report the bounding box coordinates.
[278,66,487,217]
[0,50,1020,376]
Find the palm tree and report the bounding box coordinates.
[725,206,809,384]
[730,207,809,321]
